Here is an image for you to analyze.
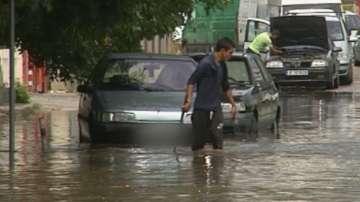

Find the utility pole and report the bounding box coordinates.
[9,0,15,168]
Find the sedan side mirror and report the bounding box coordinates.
[77,85,92,93]
[252,82,262,94]
[332,47,342,53]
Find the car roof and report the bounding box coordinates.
[186,51,248,57]
[325,16,340,22]
[286,10,341,22]
[186,51,252,62]
[106,53,194,61]
[281,0,341,6]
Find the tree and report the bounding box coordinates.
[0,0,226,82]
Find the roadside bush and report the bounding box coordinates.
[16,82,30,104]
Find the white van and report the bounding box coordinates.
[281,0,342,15]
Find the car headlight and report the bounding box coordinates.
[266,61,284,68]
[337,52,349,64]
[101,112,114,122]
[311,59,328,67]
[97,112,136,122]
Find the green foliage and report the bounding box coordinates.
[0,0,225,82]
[15,82,30,104]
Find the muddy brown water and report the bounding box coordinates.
[1,92,360,201]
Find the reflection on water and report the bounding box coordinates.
[0,92,360,201]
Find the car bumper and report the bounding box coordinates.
[338,63,350,77]
[92,122,192,143]
[223,111,253,133]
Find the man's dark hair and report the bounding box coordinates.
[214,37,235,52]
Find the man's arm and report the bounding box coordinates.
[182,84,194,112]
[270,46,283,55]
[225,89,237,119]
[182,61,206,112]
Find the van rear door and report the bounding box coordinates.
[244,18,270,51]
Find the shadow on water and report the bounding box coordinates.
[0,90,360,200]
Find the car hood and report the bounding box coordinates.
[94,90,185,111]
[271,16,329,50]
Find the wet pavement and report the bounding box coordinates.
[1,79,360,201]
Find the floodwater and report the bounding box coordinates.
[1,92,360,201]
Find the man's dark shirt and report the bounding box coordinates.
[187,54,230,111]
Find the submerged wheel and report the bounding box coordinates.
[334,76,339,89]
[271,117,280,139]
[248,113,258,141]
[344,65,353,85]
[327,77,337,89]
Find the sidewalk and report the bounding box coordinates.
[0,93,79,118]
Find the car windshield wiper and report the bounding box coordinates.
[142,87,167,92]
[98,83,143,90]
[283,46,325,53]
[142,84,174,92]
[228,77,250,85]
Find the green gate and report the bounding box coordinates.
[182,0,240,52]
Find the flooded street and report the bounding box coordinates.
[1,91,360,201]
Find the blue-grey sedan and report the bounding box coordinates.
[77,53,197,143]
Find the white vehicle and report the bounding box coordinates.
[281,0,342,15]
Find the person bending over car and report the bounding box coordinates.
[247,30,283,56]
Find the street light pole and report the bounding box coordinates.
[9,0,15,166]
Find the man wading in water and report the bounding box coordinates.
[182,37,237,151]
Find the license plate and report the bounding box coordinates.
[221,103,246,113]
[286,70,308,76]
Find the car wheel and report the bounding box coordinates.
[355,59,360,66]
[248,112,258,141]
[327,77,336,89]
[78,116,90,143]
[271,117,280,139]
[344,65,353,85]
[334,76,339,89]
[79,122,86,143]
[88,119,103,143]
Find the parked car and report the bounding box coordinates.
[344,11,360,65]
[77,53,196,143]
[190,53,281,139]
[353,31,360,65]
[264,15,341,89]
[344,11,360,35]
[286,9,355,84]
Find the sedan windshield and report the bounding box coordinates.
[98,59,196,91]
[327,21,344,41]
[225,60,250,84]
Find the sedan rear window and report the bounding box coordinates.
[99,59,196,91]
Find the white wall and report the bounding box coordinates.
[0,49,23,87]
[141,34,175,54]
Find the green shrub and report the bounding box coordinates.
[16,82,30,104]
